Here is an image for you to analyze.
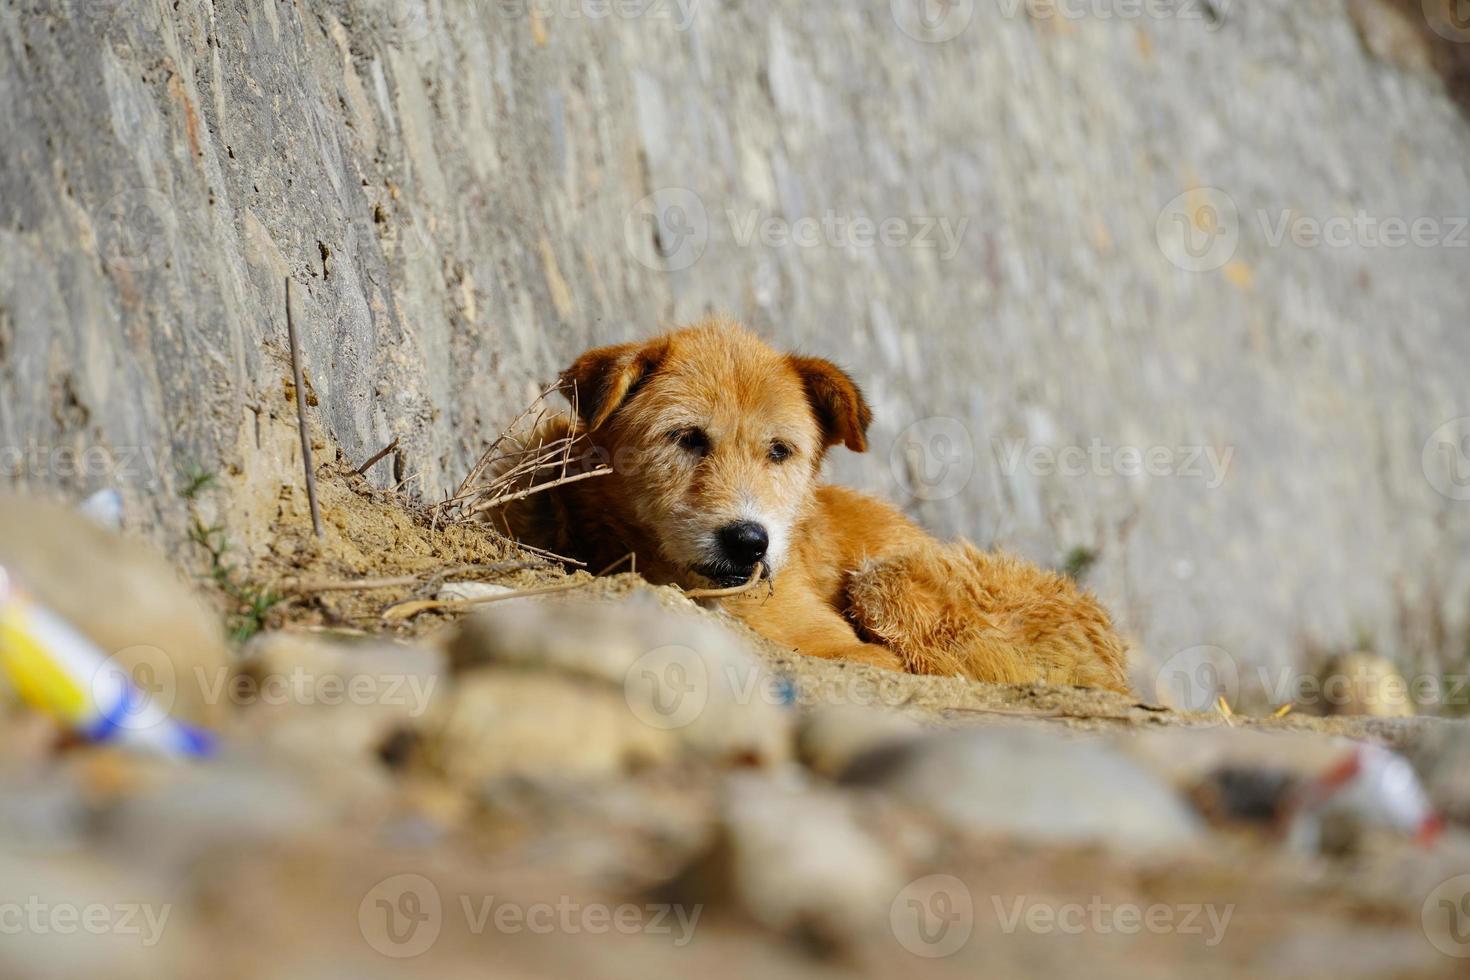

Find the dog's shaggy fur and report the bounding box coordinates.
[491,318,1131,693]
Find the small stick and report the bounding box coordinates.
[453,379,567,498]
[354,436,400,476]
[466,466,612,514]
[284,561,547,594]
[284,278,323,539]
[502,539,588,569]
[380,578,593,620]
[290,573,425,593]
[683,566,765,599]
[594,552,636,577]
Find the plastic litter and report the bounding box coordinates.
[0,564,214,758]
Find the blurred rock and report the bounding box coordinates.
[1400,719,1470,827]
[1123,728,1354,787]
[427,670,677,787]
[452,595,794,767]
[796,705,925,779]
[842,728,1200,850]
[235,631,446,763]
[672,773,902,951]
[0,494,231,728]
[97,748,342,871]
[1315,653,1417,718]
[0,849,199,980]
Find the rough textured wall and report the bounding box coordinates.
[2,0,1469,691]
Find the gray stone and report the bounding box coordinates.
[452,594,795,766]
[1400,719,1470,826]
[795,704,925,779]
[843,727,1201,849]
[677,772,904,947]
[236,630,447,764]
[426,669,679,787]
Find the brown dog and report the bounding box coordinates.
[492,317,1130,693]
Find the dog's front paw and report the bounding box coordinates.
[845,548,977,676]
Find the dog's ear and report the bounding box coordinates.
[789,355,872,453]
[560,339,670,432]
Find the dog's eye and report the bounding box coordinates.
[768,440,793,463]
[672,428,710,457]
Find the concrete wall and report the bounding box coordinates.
[3,0,1469,692]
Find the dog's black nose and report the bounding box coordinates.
[718,521,769,567]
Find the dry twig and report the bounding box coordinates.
[283,560,547,595]
[284,277,323,539]
[354,436,400,476]
[380,578,593,621]
[431,380,610,530]
[682,566,766,600]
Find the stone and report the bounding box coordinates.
[451,594,794,767]
[1121,727,1355,788]
[426,670,678,788]
[0,849,198,980]
[674,772,903,949]
[235,630,446,763]
[795,704,925,778]
[1312,653,1417,718]
[1399,719,1470,827]
[96,748,342,871]
[842,727,1201,850]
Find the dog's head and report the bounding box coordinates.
[561,318,871,587]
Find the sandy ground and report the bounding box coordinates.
[237,463,1438,744]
